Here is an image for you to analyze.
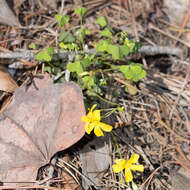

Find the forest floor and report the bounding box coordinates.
[0,0,190,190]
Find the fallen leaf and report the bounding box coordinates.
[171,172,190,190]
[80,136,110,189]
[0,66,18,92]
[0,0,20,26]
[0,74,85,184]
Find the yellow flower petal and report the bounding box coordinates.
[130,164,144,172]
[112,159,127,173]
[81,115,90,123]
[99,122,112,132]
[125,168,133,182]
[128,153,139,164]
[85,123,95,134]
[90,104,97,112]
[94,126,104,136]
[86,111,93,120]
[92,110,101,122]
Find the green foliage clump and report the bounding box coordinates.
[35,7,146,96]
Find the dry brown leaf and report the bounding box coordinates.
[0,66,18,92]
[0,74,85,184]
[171,172,190,190]
[0,0,20,26]
[80,136,110,189]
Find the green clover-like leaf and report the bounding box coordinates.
[29,42,36,50]
[107,44,120,60]
[74,7,87,18]
[67,61,83,75]
[101,28,112,38]
[120,64,146,82]
[96,40,108,52]
[96,16,108,27]
[82,75,94,89]
[55,14,70,27]
[35,47,54,62]
[120,45,130,58]
[82,57,92,68]
[58,30,75,43]
[76,27,90,42]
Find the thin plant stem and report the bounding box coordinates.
[90,90,119,106]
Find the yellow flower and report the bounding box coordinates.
[125,38,131,47]
[112,153,144,183]
[81,104,112,136]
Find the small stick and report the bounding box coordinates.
[0,43,183,60]
[149,23,190,48]
[169,64,190,119]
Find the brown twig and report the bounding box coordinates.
[149,23,190,48]
[169,64,190,119]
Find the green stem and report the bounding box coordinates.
[111,132,125,185]
[111,132,122,158]
[90,90,119,106]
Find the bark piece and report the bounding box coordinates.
[0,74,85,183]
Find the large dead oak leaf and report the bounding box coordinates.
[0,74,85,182]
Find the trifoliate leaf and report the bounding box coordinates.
[107,44,120,60]
[59,42,68,50]
[99,78,107,86]
[67,61,83,75]
[35,51,51,61]
[55,14,70,27]
[101,28,112,38]
[35,47,54,62]
[96,40,109,52]
[74,7,87,18]
[120,45,130,58]
[58,30,75,43]
[120,64,146,82]
[29,43,36,50]
[96,16,107,27]
[82,75,94,89]
[76,27,90,41]
[82,57,92,68]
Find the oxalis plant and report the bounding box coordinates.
[33,7,145,189]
